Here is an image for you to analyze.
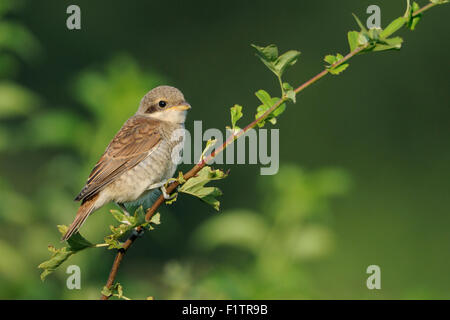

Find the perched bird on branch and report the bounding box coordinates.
[62,86,190,241]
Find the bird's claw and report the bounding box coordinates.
[160,185,176,200]
[132,228,144,238]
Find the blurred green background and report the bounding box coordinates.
[0,0,449,299]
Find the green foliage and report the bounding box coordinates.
[105,207,161,249]
[0,0,446,300]
[251,44,300,79]
[282,82,296,103]
[406,2,422,30]
[101,283,130,300]
[324,54,349,75]
[38,225,94,281]
[252,44,300,101]
[254,90,286,127]
[350,13,404,53]
[347,31,359,52]
[346,0,448,56]
[381,17,407,38]
[38,207,163,279]
[228,104,243,134]
[178,166,228,211]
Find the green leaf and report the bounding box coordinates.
[358,32,369,46]
[60,225,94,250]
[38,225,95,281]
[373,36,404,51]
[176,171,186,184]
[351,13,405,56]
[274,50,301,77]
[178,166,228,211]
[368,28,382,41]
[380,17,406,38]
[329,63,349,75]
[251,44,279,75]
[251,44,300,78]
[255,89,273,108]
[230,104,243,131]
[352,13,368,33]
[150,212,161,225]
[104,206,160,250]
[102,283,131,300]
[254,90,286,127]
[101,285,113,297]
[282,82,296,103]
[347,31,360,51]
[251,44,278,63]
[38,246,75,281]
[324,55,336,65]
[324,54,349,75]
[324,53,344,65]
[407,2,422,30]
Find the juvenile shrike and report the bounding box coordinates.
[62,85,190,241]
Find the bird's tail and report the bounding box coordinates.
[61,195,98,241]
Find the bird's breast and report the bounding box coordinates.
[104,125,184,203]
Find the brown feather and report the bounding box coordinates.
[75,115,162,203]
[62,194,99,241]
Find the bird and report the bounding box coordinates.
[61,85,191,241]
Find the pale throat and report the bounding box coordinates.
[148,109,188,124]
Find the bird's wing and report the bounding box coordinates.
[75,116,162,203]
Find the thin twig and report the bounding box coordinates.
[100,3,439,299]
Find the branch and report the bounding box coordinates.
[100,2,442,299]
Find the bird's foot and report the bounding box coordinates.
[160,185,176,200]
[132,228,144,238]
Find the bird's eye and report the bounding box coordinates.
[158,100,167,108]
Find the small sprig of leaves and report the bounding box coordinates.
[406,1,422,30]
[38,225,95,280]
[349,13,404,53]
[178,166,228,211]
[251,44,300,102]
[347,0,448,56]
[38,208,162,279]
[226,104,243,135]
[101,282,130,300]
[104,206,161,249]
[247,44,300,129]
[324,54,349,75]
[254,89,286,127]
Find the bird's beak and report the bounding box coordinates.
[168,103,191,111]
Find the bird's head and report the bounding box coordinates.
[137,85,191,124]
